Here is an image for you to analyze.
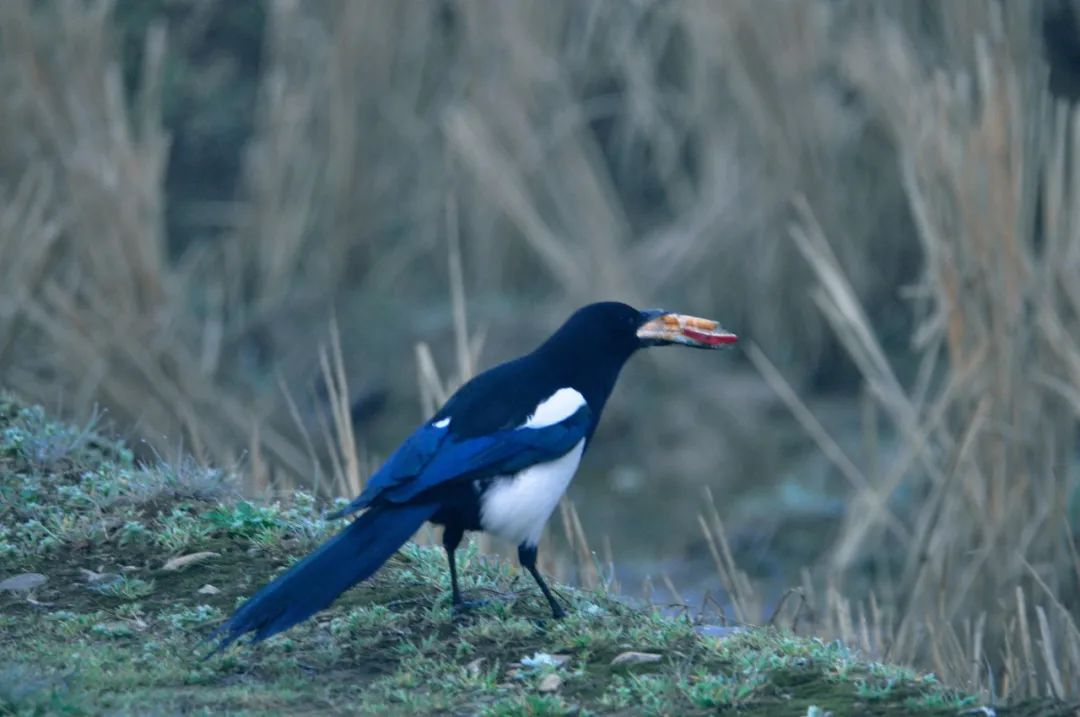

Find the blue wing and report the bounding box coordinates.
[329,405,592,517]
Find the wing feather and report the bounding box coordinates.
[328,405,591,517]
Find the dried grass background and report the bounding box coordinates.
[2,0,1080,701]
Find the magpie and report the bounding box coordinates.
[210,302,736,652]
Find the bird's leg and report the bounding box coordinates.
[443,524,465,608]
[444,524,486,613]
[518,543,566,619]
[447,545,463,607]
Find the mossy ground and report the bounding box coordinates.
[0,393,1075,716]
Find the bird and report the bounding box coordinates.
[209,301,736,653]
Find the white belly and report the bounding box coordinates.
[480,438,585,546]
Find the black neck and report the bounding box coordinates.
[532,339,637,424]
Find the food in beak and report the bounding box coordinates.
[637,313,738,348]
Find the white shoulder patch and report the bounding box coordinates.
[522,388,586,428]
[433,417,451,428]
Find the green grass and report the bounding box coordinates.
[0,392,1074,716]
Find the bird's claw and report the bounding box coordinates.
[452,598,490,616]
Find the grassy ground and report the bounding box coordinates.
[0,394,1074,717]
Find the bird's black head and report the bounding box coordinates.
[531,301,737,426]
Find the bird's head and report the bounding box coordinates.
[545,302,737,358]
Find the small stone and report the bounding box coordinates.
[0,573,47,593]
[162,552,219,571]
[197,584,221,595]
[538,673,562,692]
[805,707,835,717]
[465,657,485,677]
[89,575,124,590]
[520,652,563,668]
[79,568,122,585]
[610,651,662,667]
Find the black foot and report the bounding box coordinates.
[452,598,490,616]
[518,543,568,622]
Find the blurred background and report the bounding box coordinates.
[3,0,1080,701]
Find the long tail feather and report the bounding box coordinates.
[208,502,436,654]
